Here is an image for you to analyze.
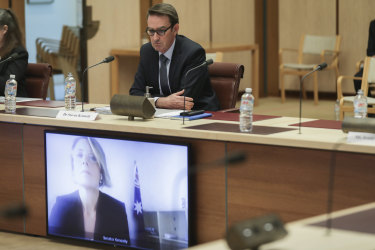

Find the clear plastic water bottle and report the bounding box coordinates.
[239,88,254,132]
[64,72,76,110]
[4,74,17,113]
[353,89,367,118]
[334,99,340,121]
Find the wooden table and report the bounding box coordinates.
[188,202,375,250]
[0,104,374,246]
[110,44,259,105]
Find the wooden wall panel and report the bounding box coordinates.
[87,0,140,104]
[338,0,375,94]
[226,142,375,228]
[212,0,255,92]
[279,0,336,94]
[165,0,210,44]
[0,123,24,233]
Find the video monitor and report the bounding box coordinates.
[45,131,190,249]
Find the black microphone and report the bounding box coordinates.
[298,62,327,134]
[0,203,28,219]
[182,58,214,124]
[81,56,115,112]
[0,52,19,64]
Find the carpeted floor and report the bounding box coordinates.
[240,96,342,120]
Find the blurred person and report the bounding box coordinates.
[0,8,28,97]
[353,19,375,97]
[49,137,130,245]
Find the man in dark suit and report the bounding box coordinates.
[130,3,219,111]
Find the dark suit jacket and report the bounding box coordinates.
[367,19,375,57]
[130,35,220,111]
[49,190,130,246]
[0,46,28,97]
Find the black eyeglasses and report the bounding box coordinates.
[146,25,172,36]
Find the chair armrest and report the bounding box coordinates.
[356,59,364,72]
[322,49,339,56]
[321,49,339,60]
[337,75,362,99]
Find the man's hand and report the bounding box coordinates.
[155,90,194,110]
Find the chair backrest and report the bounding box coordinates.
[367,57,375,84]
[25,63,52,100]
[301,34,340,54]
[360,57,375,96]
[208,62,244,110]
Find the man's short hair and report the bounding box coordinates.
[147,3,179,27]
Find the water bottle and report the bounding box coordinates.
[64,72,76,110]
[4,74,17,113]
[239,88,254,132]
[334,99,340,121]
[353,89,367,118]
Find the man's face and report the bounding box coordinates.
[147,15,179,54]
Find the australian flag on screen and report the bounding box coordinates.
[132,161,145,240]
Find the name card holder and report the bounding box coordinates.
[347,132,375,145]
[56,111,98,121]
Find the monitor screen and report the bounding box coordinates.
[45,131,190,249]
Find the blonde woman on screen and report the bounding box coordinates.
[49,137,130,245]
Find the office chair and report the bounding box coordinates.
[208,62,244,111]
[25,63,53,100]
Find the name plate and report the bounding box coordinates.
[347,132,375,145]
[56,111,98,121]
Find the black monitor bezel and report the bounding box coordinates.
[44,129,192,249]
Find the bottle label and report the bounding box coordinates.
[354,102,367,112]
[6,85,17,96]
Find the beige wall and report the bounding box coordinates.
[212,0,255,91]
[87,0,140,104]
[279,0,375,95]
[339,0,375,93]
[166,0,210,44]
[279,0,337,93]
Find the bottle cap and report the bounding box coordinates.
[10,74,15,78]
[245,88,252,93]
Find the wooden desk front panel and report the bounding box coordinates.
[226,142,375,228]
[19,125,227,243]
[4,122,375,244]
[0,122,24,233]
[23,125,56,236]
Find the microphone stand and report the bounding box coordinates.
[81,56,115,112]
[298,63,327,134]
[182,59,214,125]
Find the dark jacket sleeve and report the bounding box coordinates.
[130,44,160,97]
[130,46,147,96]
[367,20,375,57]
[0,46,28,97]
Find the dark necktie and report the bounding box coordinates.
[159,54,171,96]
